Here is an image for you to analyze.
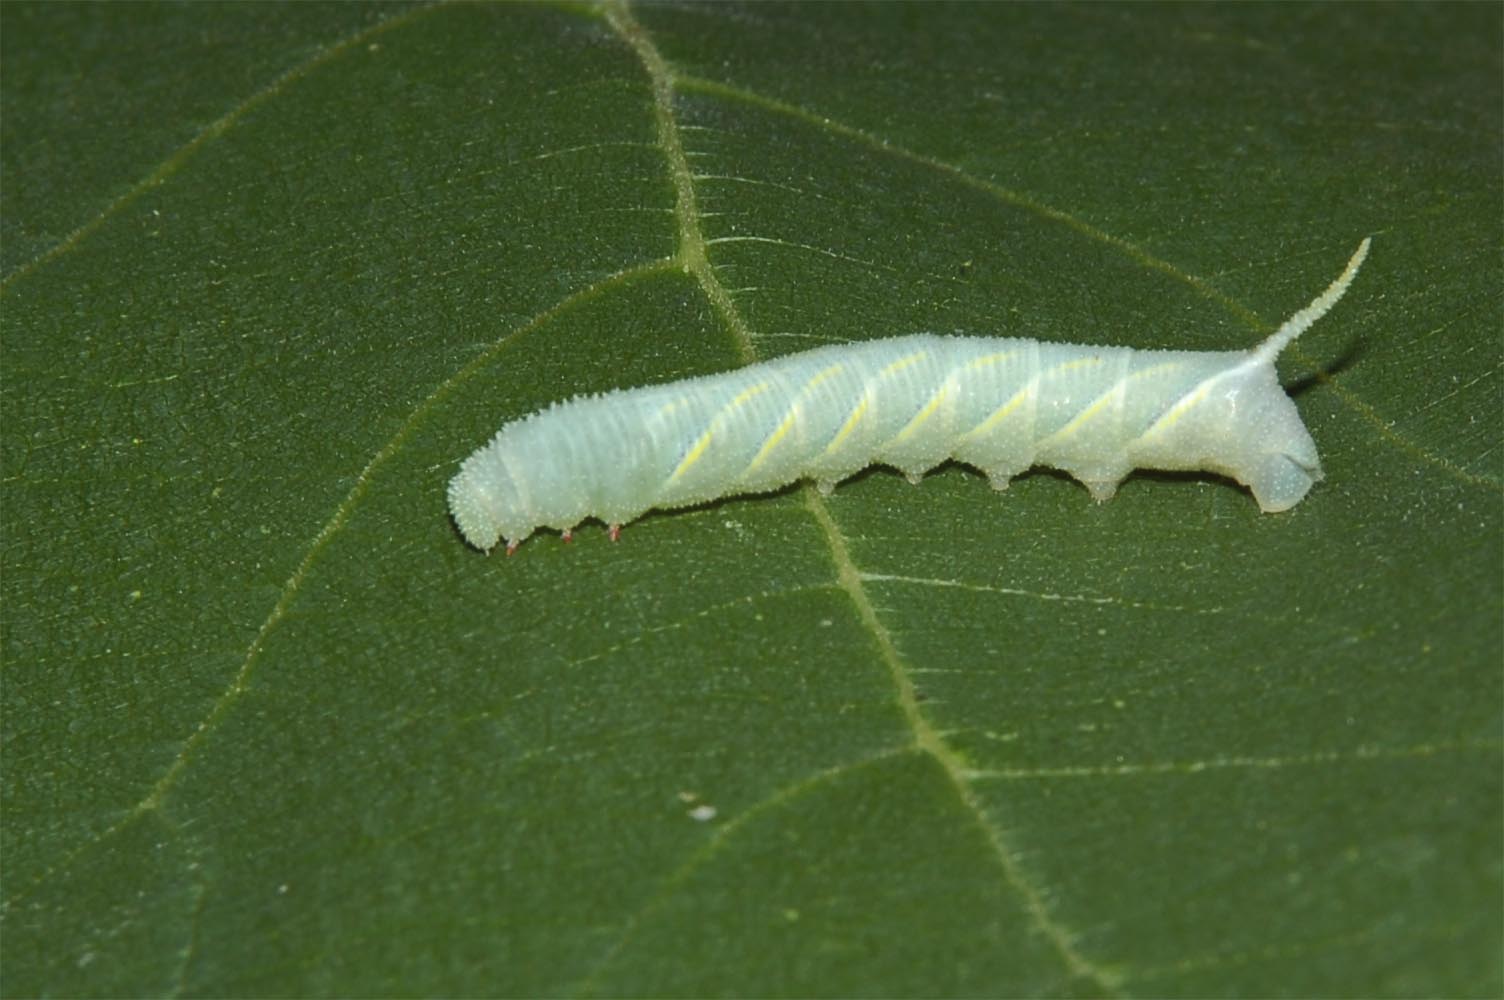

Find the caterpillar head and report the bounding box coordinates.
[448,443,527,552]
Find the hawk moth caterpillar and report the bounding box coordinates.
[449,239,1369,554]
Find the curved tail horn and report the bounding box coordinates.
[1250,238,1371,367]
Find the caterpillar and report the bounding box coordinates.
[449,239,1370,554]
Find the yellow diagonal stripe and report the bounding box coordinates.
[748,410,798,472]
[1053,356,1106,376]
[1137,381,1214,442]
[1127,362,1214,444]
[959,379,1036,442]
[805,362,844,390]
[970,356,1110,446]
[668,428,714,483]
[1043,387,1120,445]
[894,383,950,443]
[879,351,927,378]
[746,364,844,473]
[667,382,773,485]
[728,381,771,410]
[824,396,870,454]
[963,349,1023,374]
[818,352,925,456]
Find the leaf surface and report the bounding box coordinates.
[3,3,1500,995]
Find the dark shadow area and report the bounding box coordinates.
[1287,333,1365,397]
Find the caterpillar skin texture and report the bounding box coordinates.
[450,239,1369,553]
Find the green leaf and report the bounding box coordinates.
[4,2,1499,995]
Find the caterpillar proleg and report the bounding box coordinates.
[450,239,1369,553]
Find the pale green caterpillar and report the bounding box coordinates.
[450,240,1369,553]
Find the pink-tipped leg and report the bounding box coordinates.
[608,523,621,542]
[505,540,518,556]
[562,529,573,543]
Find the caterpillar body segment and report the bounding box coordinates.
[449,239,1369,553]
